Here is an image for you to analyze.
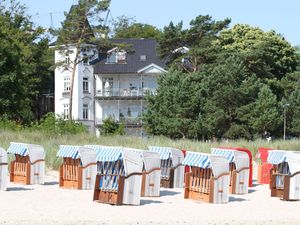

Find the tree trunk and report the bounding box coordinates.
[69,51,79,121]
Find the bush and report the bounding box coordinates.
[31,113,87,135]
[0,117,21,131]
[100,117,125,136]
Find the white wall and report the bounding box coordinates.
[55,45,96,131]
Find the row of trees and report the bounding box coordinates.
[144,16,300,140]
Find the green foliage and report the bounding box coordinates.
[148,14,300,140]
[100,117,125,136]
[158,15,231,70]
[217,24,297,80]
[0,0,53,124]
[112,16,161,39]
[32,113,87,135]
[248,85,281,135]
[0,117,21,131]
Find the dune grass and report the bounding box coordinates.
[0,130,299,170]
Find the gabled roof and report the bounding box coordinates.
[93,39,166,74]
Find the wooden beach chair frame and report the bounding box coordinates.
[8,142,45,185]
[91,146,144,205]
[149,146,184,188]
[211,148,251,194]
[183,153,230,204]
[57,146,97,190]
[269,151,300,201]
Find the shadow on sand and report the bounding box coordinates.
[43,181,59,186]
[160,190,181,197]
[229,196,247,202]
[7,187,33,191]
[140,199,163,205]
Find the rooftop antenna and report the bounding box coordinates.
[49,12,64,28]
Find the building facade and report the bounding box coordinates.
[55,39,166,135]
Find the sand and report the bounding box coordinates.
[1,164,300,225]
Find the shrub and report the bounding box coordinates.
[100,117,125,136]
[32,113,87,135]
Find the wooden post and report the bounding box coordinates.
[117,176,124,205]
[59,165,64,187]
[93,174,100,201]
[209,178,214,203]
[184,172,191,199]
[10,161,15,182]
[283,175,290,201]
[78,167,83,189]
[141,173,146,197]
[26,160,31,185]
[231,170,237,194]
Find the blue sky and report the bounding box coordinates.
[19,0,299,46]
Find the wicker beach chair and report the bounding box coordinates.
[148,146,184,188]
[183,151,230,203]
[7,142,45,185]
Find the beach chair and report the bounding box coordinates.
[183,152,230,203]
[211,148,250,194]
[149,146,184,188]
[268,150,300,200]
[7,142,45,185]
[0,148,8,190]
[89,145,143,205]
[57,145,97,189]
[124,148,161,197]
[256,147,273,184]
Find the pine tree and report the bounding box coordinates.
[53,0,110,120]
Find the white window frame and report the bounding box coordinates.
[83,77,89,93]
[63,104,69,119]
[63,77,70,92]
[83,104,89,120]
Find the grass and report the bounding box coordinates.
[0,130,299,170]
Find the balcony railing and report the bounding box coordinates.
[96,117,142,126]
[95,88,156,98]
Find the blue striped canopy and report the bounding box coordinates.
[267,150,287,165]
[182,151,211,168]
[86,145,123,162]
[211,148,235,163]
[148,146,174,160]
[7,142,28,156]
[57,145,80,159]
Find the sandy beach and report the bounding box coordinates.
[1,164,300,225]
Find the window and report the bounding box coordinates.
[63,77,70,92]
[63,104,69,119]
[140,55,147,61]
[116,51,126,63]
[83,53,89,65]
[65,57,70,64]
[83,104,88,120]
[83,77,89,93]
[107,49,127,64]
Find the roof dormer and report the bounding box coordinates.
[106,47,127,64]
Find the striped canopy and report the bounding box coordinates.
[211,148,235,163]
[57,145,80,159]
[7,142,28,156]
[123,147,144,157]
[148,146,175,160]
[85,145,123,162]
[267,150,287,165]
[182,151,211,168]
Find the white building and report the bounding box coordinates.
[55,39,166,135]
